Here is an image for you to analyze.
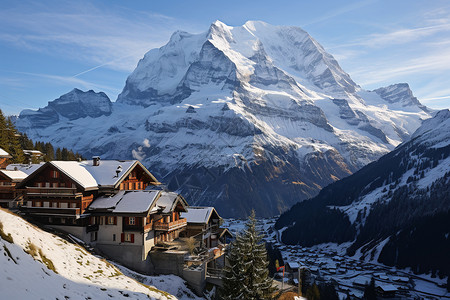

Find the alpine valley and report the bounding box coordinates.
[276,109,450,276]
[16,21,432,218]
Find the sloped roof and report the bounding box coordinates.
[50,161,98,189]
[0,170,28,181]
[0,148,11,158]
[181,206,219,224]
[6,163,44,175]
[114,190,160,213]
[377,284,397,292]
[78,160,137,187]
[89,190,161,214]
[155,191,188,213]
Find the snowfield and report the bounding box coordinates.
[0,209,202,300]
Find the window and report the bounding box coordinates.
[34,201,41,207]
[52,182,58,188]
[45,182,50,188]
[107,216,116,225]
[70,203,77,208]
[52,202,58,208]
[51,171,59,178]
[61,218,66,224]
[122,233,134,243]
[36,182,42,188]
[112,234,116,241]
[129,217,135,225]
[43,202,49,207]
[90,231,97,242]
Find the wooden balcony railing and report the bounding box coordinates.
[25,187,81,197]
[153,218,187,231]
[20,206,81,216]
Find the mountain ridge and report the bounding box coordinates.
[15,20,431,217]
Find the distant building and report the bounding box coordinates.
[0,148,12,169]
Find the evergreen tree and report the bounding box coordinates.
[5,118,25,163]
[221,211,277,299]
[363,277,376,300]
[305,283,320,300]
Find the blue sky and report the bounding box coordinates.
[1,0,450,115]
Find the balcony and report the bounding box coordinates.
[86,224,99,233]
[25,187,81,197]
[20,206,81,217]
[153,218,187,231]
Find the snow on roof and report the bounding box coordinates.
[78,160,137,187]
[287,262,300,269]
[89,190,161,214]
[50,161,98,189]
[0,148,11,157]
[353,275,370,286]
[6,163,43,175]
[114,190,160,213]
[155,191,182,213]
[181,206,215,224]
[48,160,139,190]
[88,191,126,210]
[377,284,397,292]
[0,170,28,181]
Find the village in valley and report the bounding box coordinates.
[224,218,450,299]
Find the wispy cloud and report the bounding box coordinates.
[16,72,121,95]
[0,1,195,74]
[302,0,376,27]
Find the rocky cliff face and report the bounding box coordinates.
[16,21,431,217]
[18,89,112,128]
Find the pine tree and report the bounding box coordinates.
[221,211,277,299]
[6,118,25,163]
[363,277,377,300]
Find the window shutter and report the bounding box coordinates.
[121,233,124,242]
[124,217,129,225]
[114,217,117,225]
[131,234,134,243]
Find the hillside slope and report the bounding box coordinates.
[275,109,450,276]
[16,20,431,217]
[0,209,201,299]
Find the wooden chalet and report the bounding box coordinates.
[0,148,12,169]
[181,206,231,248]
[17,157,160,226]
[0,164,41,208]
[85,189,188,272]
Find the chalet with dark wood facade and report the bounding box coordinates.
[17,158,160,229]
[0,148,12,169]
[0,163,41,208]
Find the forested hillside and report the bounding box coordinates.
[0,109,82,163]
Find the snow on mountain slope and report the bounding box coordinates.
[16,20,431,217]
[276,109,450,275]
[0,209,201,300]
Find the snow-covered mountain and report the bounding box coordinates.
[18,88,112,128]
[276,109,450,276]
[0,209,201,299]
[16,20,431,217]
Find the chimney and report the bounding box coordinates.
[92,156,101,166]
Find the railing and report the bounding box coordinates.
[86,224,99,233]
[25,187,80,197]
[143,223,153,231]
[153,218,187,231]
[20,206,81,216]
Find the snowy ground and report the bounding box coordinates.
[0,208,203,300]
[223,218,449,299]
